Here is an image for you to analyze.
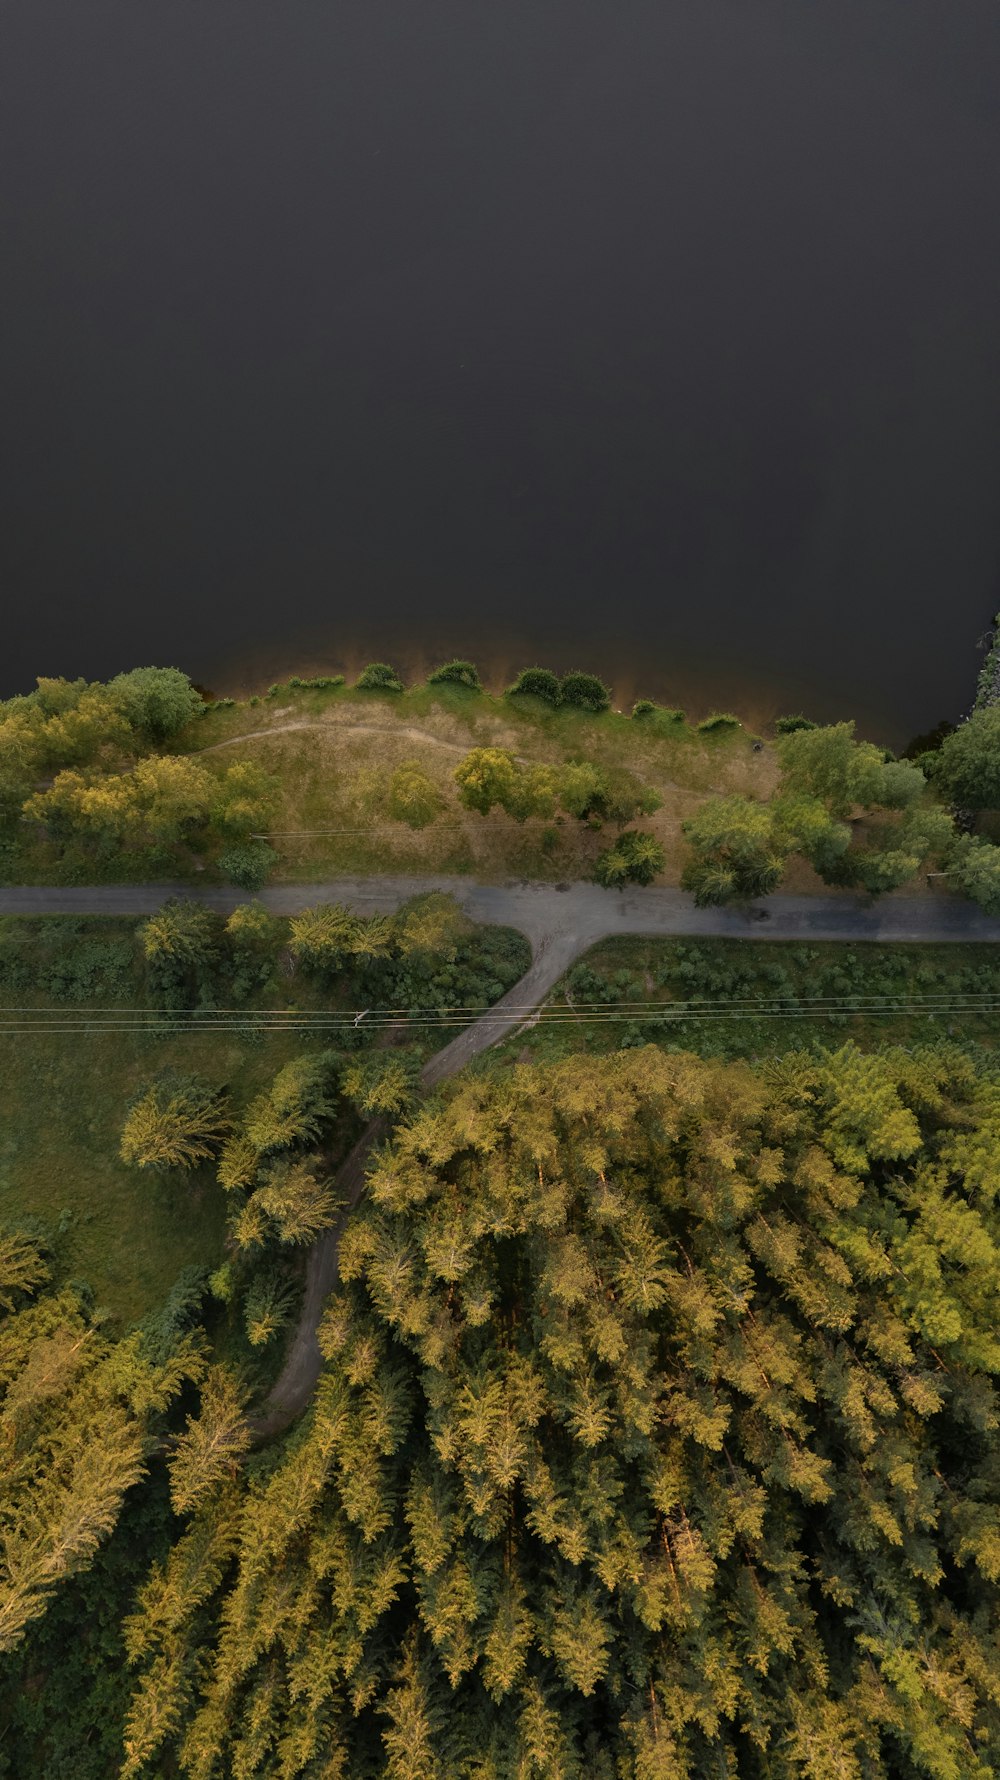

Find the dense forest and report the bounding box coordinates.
[3,1041,999,1777]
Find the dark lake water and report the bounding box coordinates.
[3,1,1000,743]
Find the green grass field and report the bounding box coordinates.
[0,1022,321,1329]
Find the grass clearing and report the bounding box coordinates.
[504,936,1000,1066]
[0,1022,311,1328]
[178,679,777,883]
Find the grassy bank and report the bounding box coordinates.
[175,676,779,884]
[505,935,1000,1065]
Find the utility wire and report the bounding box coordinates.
[0,995,997,1034]
[1,991,997,1018]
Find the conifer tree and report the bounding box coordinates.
[168,1367,250,1515]
[120,1074,231,1171]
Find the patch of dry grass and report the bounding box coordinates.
[184,681,778,883]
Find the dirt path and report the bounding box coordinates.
[196,718,475,757]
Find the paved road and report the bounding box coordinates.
[10,874,1000,1433]
[6,873,1000,944]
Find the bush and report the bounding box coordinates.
[387,762,444,829]
[219,842,278,892]
[507,667,560,703]
[631,699,657,719]
[355,662,404,692]
[593,829,666,887]
[107,666,203,741]
[427,659,482,690]
[775,714,817,734]
[696,712,741,733]
[558,671,611,713]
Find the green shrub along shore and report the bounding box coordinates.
[4,655,1000,1780]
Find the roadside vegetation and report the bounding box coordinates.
[511,934,1000,1065]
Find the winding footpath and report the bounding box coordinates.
[6,875,1000,1431]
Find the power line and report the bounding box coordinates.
[2,988,999,1015]
[0,995,997,1035]
[1,990,998,1019]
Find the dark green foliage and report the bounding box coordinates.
[288,674,345,690]
[106,666,203,740]
[774,713,818,734]
[593,827,666,886]
[427,659,482,689]
[224,901,283,1001]
[507,667,560,702]
[948,834,1000,914]
[928,705,1000,808]
[554,936,1000,1061]
[218,840,278,891]
[901,718,957,761]
[356,662,404,692]
[139,897,222,1008]
[0,917,137,1001]
[686,724,951,905]
[632,701,686,726]
[558,670,611,712]
[778,720,926,818]
[695,710,741,732]
[137,1265,210,1365]
[681,795,788,904]
[242,1264,298,1349]
[288,893,530,1014]
[0,1473,175,1780]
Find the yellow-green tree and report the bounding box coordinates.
[120,1075,231,1172]
[387,760,445,829]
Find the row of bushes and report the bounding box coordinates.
[246,661,779,731]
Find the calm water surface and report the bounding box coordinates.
[3,1,1000,742]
